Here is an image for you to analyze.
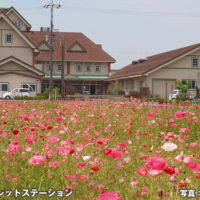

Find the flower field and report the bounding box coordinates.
[0,99,199,200]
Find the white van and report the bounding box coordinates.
[2,88,30,99]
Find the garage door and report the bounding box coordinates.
[0,83,8,98]
[152,79,176,99]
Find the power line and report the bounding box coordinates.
[18,5,200,18]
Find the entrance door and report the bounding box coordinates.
[90,85,96,95]
[0,83,8,98]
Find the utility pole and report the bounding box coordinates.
[61,35,65,98]
[43,0,61,99]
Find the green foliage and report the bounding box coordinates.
[13,96,46,100]
[66,85,75,95]
[107,81,121,95]
[14,96,34,100]
[43,88,50,99]
[175,80,191,94]
[174,80,191,102]
[43,87,60,100]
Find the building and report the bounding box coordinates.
[0,3,115,97]
[107,44,200,99]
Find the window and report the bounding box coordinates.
[0,83,8,92]
[182,80,196,90]
[58,64,62,71]
[22,84,36,92]
[126,80,129,90]
[76,64,82,72]
[86,64,91,72]
[48,64,51,71]
[6,34,12,43]
[131,80,134,89]
[121,80,125,89]
[139,80,144,89]
[19,89,29,93]
[95,64,101,72]
[192,58,199,67]
[14,19,22,28]
[191,80,196,89]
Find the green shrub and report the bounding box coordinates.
[43,87,60,100]
[107,81,121,95]
[66,86,75,95]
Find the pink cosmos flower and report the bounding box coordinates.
[137,168,148,176]
[147,112,155,118]
[48,161,60,168]
[185,161,198,169]
[179,128,189,133]
[123,157,131,163]
[47,135,59,144]
[193,166,200,173]
[148,169,162,176]
[145,156,167,170]
[28,155,45,165]
[111,151,123,159]
[96,191,121,200]
[174,111,187,119]
[190,142,198,148]
[25,133,37,144]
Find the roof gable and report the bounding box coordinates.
[68,41,87,52]
[6,7,31,29]
[0,56,44,76]
[37,40,50,51]
[0,12,37,50]
[24,31,116,63]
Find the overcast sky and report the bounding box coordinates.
[5,0,200,69]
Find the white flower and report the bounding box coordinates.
[161,142,177,152]
[82,155,91,161]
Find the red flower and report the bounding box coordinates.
[104,149,112,156]
[136,168,148,176]
[91,167,100,172]
[163,165,175,175]
[13,130,19,135]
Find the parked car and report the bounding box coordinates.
[2,88,30,99]
[169,89,195,100]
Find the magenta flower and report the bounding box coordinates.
[145,156,167,170]
[96,191,121,200]
[185,161,198,169]
[174,111,187,119]
[111,151,123,159]
[28,155,45,165]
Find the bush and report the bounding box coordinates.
[43,87,60,100]
[107,81,121,95]
[14,96,34,100]
[35,96,46,100]
[66,86,75,95]
[118,90,125,95]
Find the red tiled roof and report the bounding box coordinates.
[24,31,115,63]
[108,43,200,80]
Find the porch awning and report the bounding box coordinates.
[44,74,109,80]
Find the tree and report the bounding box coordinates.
[174,80,191,101]
[107,81,121,95]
